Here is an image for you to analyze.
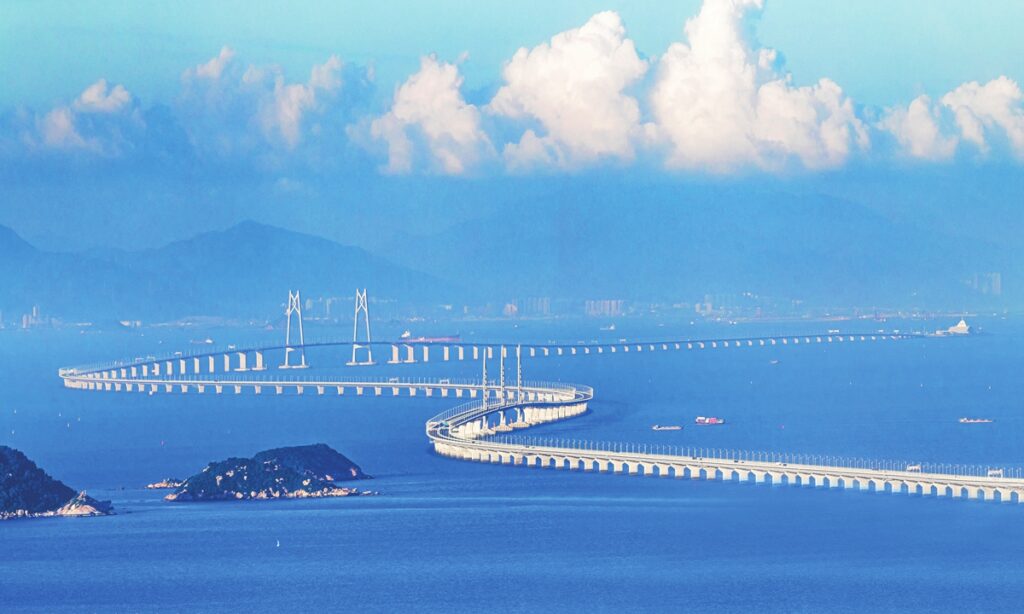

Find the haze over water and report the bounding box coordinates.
[3,316,1023,612]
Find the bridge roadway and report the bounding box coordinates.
[422,386,1024,503]
[61,331,916,378]
[58,329,1024,505]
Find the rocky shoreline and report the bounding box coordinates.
[163,444,377,503]
[146,478,185,490]
[165,484,376,502]
[1,491,114,520]
[1,446,114,521]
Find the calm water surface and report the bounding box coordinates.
[2,317,1023,612]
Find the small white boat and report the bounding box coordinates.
[652,424,682,431]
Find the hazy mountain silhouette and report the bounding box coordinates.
[0,197,1015,324]
[0,221,454,321]
[376,187,1016,309]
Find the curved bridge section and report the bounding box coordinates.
[58,330,1024,505]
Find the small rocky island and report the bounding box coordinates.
[146,478,185,490]
[1,445,113,520]
[164,443,376,502]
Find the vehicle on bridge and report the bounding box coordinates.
[652,425,682,431]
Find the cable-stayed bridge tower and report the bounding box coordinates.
[280,290,307,369]
[348,288,375,365]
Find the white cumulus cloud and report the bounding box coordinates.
[880,95,958,160]
[488,11,648,170]
[73,79,132,114]
[187,46,235,80]
[38,107,90,150]
[180,49,345,152]
[29,79,137,153]
[941,76,1024,158]
[258,55,343,149]
[370,56,491,175]
[649,0,867,172]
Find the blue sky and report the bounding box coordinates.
[3,1,1023,108]
[0,0,1022,251]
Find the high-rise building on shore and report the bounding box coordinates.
[585,299,624,317]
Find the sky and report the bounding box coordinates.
[0,0,1023,252]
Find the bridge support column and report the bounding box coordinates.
[253,351,265,371]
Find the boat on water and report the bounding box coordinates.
[405,334,461,343]
[400,330,411,339]
[958,417,993,424]
[190,338,214,345]
[769,359,780,365]
[694,416,725,425]
[600,323,616,331]
[651,424,682,431]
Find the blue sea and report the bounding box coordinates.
[2,316,1024,612]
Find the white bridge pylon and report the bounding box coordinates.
[348,288,375,366]
[280,290,307,369]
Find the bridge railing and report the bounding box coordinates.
[485,434,1024,480]
[59,330,923,375]
[64,371,584,394]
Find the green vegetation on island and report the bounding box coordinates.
[165,443,374,502]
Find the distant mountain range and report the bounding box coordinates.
[0,194,1017,323]
[0,221,452,321]
[375,188,1018,310]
